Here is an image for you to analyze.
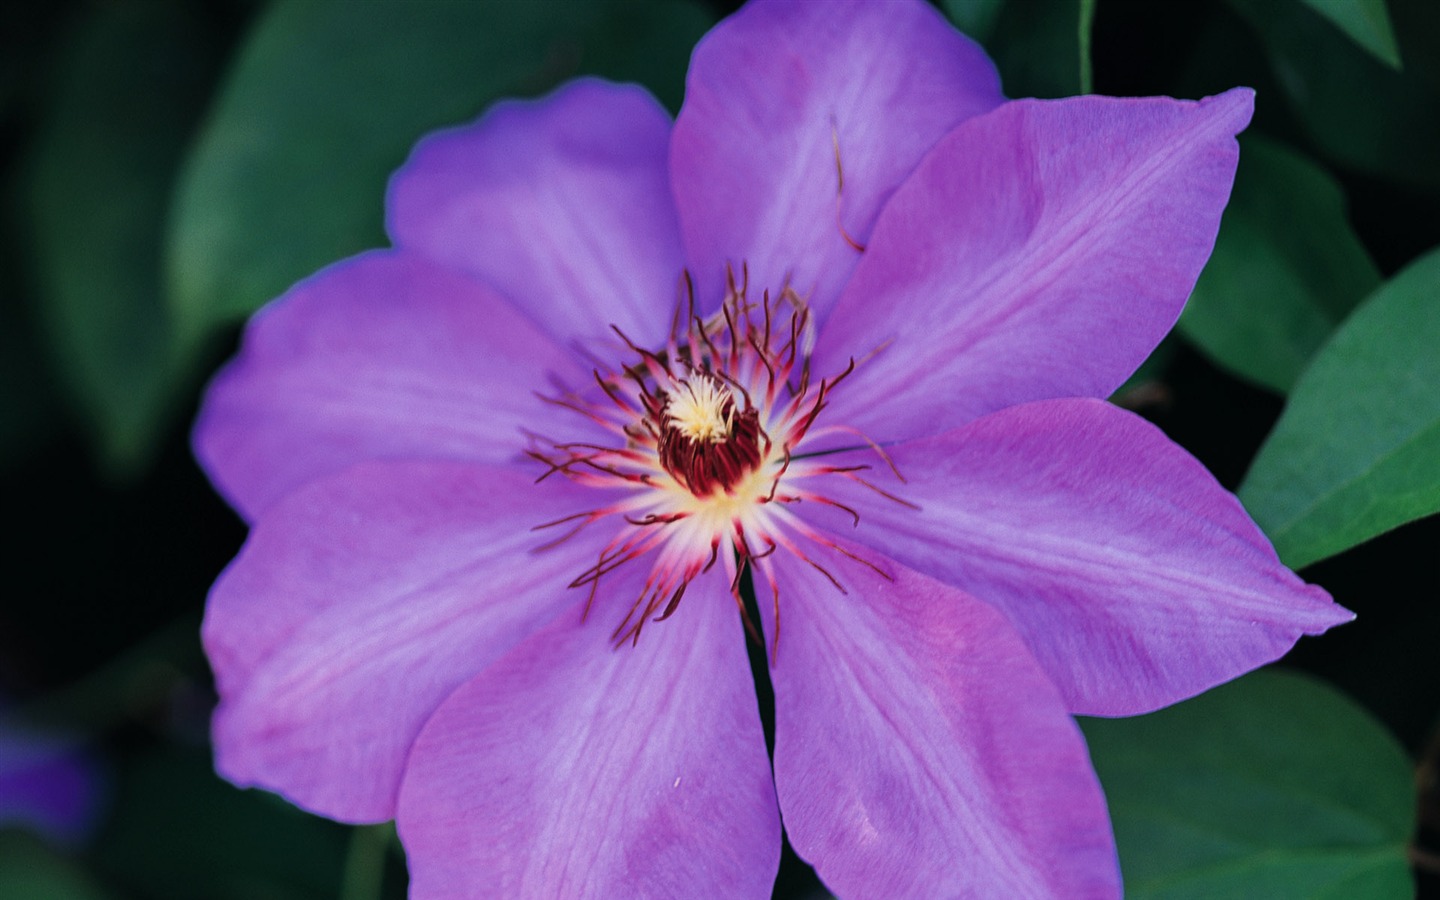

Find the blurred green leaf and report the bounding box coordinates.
[985,0,1091,97]
[339,824,396,900]
[1229,0,1440,185]
[22,3,223,477]
[941,0,1007,45]
[0,832,110,900]
[1298,0,1401,69]
[1390,0,1440,94]
[94,746,349,900]
[166,0,712,358]
[1179,136,1380,393]
[1240,247,1440,568]
[1082,670,1414,899]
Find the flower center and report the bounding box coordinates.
[530,266,903,649]
[658,375,763,497]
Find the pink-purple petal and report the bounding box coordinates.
[759,546,1120,898]
[816,89,1254,443]
[804,398,1352,717]
[204,460,615,822]
[194,249,587,521]
[671,0,1002,321]
[397,572,779,898]
[387,78,684,349]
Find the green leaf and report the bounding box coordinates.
[940,0,1007,45]
[339,824,397,900]
[166,0,711,356]
[1081,670,1414,899]
[21,3,223,476]
[93,746,349,900]
[1298,0,1402,69]
[1229,0,1440,186]
[985,0,1090,98]
[0,832,110,900]
[1078,0,1097,94]
[1239,247,1440,568]
[1178,136,1380,394]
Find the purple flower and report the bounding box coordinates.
[0,723,98,845]
[194,0,1352,895]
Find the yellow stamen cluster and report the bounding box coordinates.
[663,376,735,444]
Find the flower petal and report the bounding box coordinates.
[193,249,586,521]
[671,0,1002,320]
[387,78,683,348]
[817,89,1254,443]
[396,572,779,898]
[204,460,615,822]
[806,398,1352,716]
[758,546,1120,898]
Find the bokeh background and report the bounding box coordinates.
[3,0,1437,897]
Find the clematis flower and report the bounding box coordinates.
[194,0,1352,896]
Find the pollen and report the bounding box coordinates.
[664,376,734,443]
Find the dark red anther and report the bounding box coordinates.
[657,400,763,497]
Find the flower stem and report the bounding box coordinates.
[340,823,393,900]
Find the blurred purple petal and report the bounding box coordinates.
[760,548,1120,898]
[388,79,683,349]
[818,90,1253,442]
[672,0,1002,321]
[0,728,98,845]
[397,571,778,898]
[205,460,615,821]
